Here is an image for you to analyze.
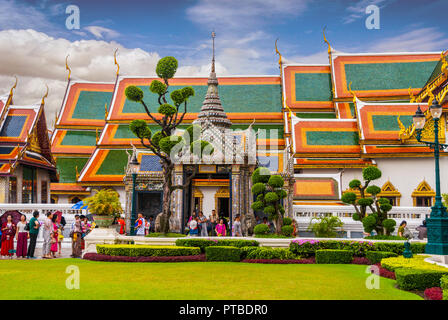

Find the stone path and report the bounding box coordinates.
[0,247,73,260]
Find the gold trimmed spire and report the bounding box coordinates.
[65,55,71,81]
[114,49,120,76]
[211,31,216,73]
[41,84,49,105]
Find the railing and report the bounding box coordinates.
[0,204,86,216]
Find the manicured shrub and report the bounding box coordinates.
[205,246,241,262]
[380,256,447,272]
[373,242,426,255]
[246,247,297,260]
[96,245,200,257]
[395,268,448,291]
[145,233,186,238]
[289,239,375,258]
[175,238,259,253]
[281,225,294,237]
[83,253,205,263]
[283,217,293,226]
[364,235,406,240]
[366,251,398,264]
[255,234,290,238]
[424,287,443,300]
[441,275,448,300]
[242,257,315,264]
[254,224,270,235]
[315,249,353,264]
[240,246,259,259]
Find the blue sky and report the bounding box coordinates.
[0,0,447,125]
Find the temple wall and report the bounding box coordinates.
[198,186,219,217]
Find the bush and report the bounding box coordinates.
[424,287,443,300]
[240,246,259,260]
[96,245,200,257]
[242,258,315,264]
[175,238,259,253]
[254,234,290,239]
[283,217,293,226]
[441,275,448,300]
[205,246,241,262]
[289,239,375,258]
[246,247,297,260]
[366,251,398,264]
[381,255,448,272]
[281,225,294,237]
[315,249,353,264]
[364,235,406,240]
[396,268,448,291]
[374,242,426,255]
[307,216,343,238]
[254,224,270,235]
[145,233,186,238]
[83,253,205,263]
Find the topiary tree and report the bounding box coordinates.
[250,167,287,234]
[341,166,395,235]
[125,56,213,234]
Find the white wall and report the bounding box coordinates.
[198,186,219,218]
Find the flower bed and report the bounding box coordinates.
[424,287,443,300]
[175,238,259,253]
[83,253,206,263]
[96,244,201,257]
[373,263,396,280]
[242,258,315,264]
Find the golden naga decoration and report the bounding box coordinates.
[275,38,282,67]
[348,81,357,103]
[41,84,49,105]
[54,110,59,124]
[96,128,100,144]
[9,76,17,97]
[323,26,331,57]
[441,51,448,76]
[408,86,416,103]
[397,116,415,143]
[105,103,109,119]
[114,48,120,76]
[427,89,435,105]
[65,55,71,80]
[436,85,448,105]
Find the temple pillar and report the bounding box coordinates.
[231,164,241,223]
[170,164,183,233]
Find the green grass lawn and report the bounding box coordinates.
[0,259,421,300]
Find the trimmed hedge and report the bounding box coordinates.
[175,239,259,253]
[83,253,206,263]
[242,258,315,264]
[240,246,259,260]
[254,224,270,235]
[145,233,186,238]
[396,268,448,291]
[205,246,241,262]
[441,275,448,300]
[364,235,406,240]
[366,251,398,264]
[246,247,297,260]
[281,225,294,237]
[315,249,353,264]
[290,239,426,257]
[381,256,448,272]
[96,245,200,257]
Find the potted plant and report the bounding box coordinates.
[85,189,123,228]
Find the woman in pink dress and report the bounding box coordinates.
[1,215,16,258]
[215,218,226,237]
[50,215,58,258]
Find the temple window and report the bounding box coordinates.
[412,180,435,207]
[22,166,37,203]
[377,181,401,206]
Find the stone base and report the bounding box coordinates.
[424,254,448,269]
[83,228,119,257]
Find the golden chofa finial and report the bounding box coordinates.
[114,48,120,76]
[323,26,332,56]
[275,38,282,67]
[41,84,49,105]
[9,76,17,97]
[348,81,357,103]
[65,55,71,80]
[408,86,416,103]
[105,103,109,119]
[96,128,100,144]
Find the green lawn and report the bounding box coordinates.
[0,259,421,300]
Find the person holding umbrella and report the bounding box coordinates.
[1,215,16,258]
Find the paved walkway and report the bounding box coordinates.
[0,247,73,260]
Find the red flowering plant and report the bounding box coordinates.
[424,287,443,300]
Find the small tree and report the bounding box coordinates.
[125,56,213,233]
[250,167,288,234]
[308,216,343,238]
[341,166,395,235]
[85,189,123,216]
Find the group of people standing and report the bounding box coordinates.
[134,213,155,236]
[187,210,243,237]
[0,211,65,259]
[70,214,95,258]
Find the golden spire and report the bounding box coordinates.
[65,55,71,81]
[323,27,332,61]
[275,38,282,67]
[114,49,120,76]
[41,84,49,105]
[105,103,109,119]
[9,76,17,98]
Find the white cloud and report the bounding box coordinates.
[0,0,55,31]
[343,0,387,24]
[85,26,120,39]
[370,27,448,52]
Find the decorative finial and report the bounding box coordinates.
[211,31,216,73]
[348,81,357,103]
[75,166,79,180]
[9,76,17,97]
[96,128,99,144]
[323,26,332,56]
[114,49,120,76]
[275,38,282,67]
[65,55,71,80]
[105,103,109,119]
[41,84,49,105]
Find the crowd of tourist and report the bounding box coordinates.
[0,211,95,259]
[186,210,245,237]
[133,213,155,236]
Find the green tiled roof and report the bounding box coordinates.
[346,61,438,91]
[296,113,336,119]
[72,91,112,119]
[371,115,413,131]
[114,125,161,140]
[294,73,332,101]
[306,131,359,146]
[122,84,281,114]
[61,131,98,146]
[56,157,88,183]
[231,124,284,139]
[96,150,128,175]
[423,57,444,89]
